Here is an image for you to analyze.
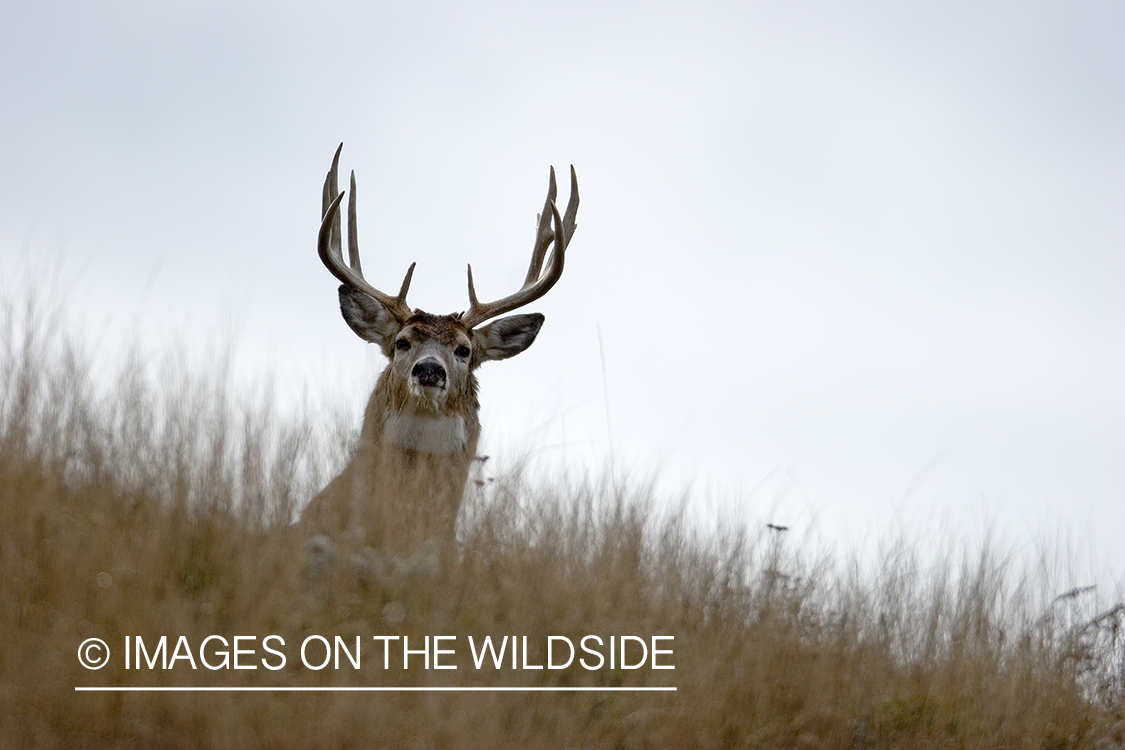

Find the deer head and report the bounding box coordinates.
[303,143,578,551]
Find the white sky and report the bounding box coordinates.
[2,2,1122,588]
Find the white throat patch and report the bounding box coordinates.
[384,412,468,455]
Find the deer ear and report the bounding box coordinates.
[339,285,401,355]
[473,313,545,363]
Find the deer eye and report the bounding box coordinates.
[454,345,471,359]
[395,338,411,351]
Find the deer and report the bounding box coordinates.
[301,144,578,557]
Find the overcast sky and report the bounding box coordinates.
[2,2,1122,587]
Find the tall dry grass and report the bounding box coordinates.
[1,293,1123,749]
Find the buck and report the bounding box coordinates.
[302,144,578,552]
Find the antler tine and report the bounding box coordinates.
[562,165,579,242]
[323,143,342,218]
[347,170,362,274]
[461,165,578,330]
[317,143,415,323]
[524,166,559,285]
[322,143,343,258]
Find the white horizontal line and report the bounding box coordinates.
[75,686,676,692]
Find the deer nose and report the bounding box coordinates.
[411,358,447,388]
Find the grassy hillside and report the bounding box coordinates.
[1,298,1122,749]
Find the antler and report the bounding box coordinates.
[318,143,415,324]
[460,165,579,330]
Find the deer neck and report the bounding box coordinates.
[382,410,468,456]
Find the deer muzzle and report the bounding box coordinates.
[411,358,447,389]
